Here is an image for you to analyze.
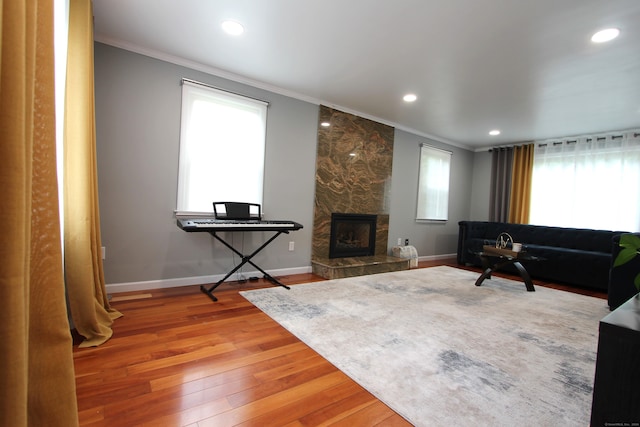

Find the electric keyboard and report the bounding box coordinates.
[177,218,303,232]
[177,215,303,302]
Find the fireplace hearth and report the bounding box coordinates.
[329,213,377,259]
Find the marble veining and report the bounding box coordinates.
[311,255,409,279]
[312,106,394,260]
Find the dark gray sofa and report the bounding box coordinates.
[457,221,628,292]
[608,233,640,309]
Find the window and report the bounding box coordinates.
[529,132,640,231]
[416,145,451,221]
[176,79,268,215]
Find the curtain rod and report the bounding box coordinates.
[181,78,270,106]
[490,131,640,151]
[538,132,640,148]
[487,143,531,152]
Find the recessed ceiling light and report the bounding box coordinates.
[591,28,620,43]
[222,20,244,36]
[489,130,501,136]
[403,94,417,103]
[320,122,331,127]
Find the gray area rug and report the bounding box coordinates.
[240,266,609,426]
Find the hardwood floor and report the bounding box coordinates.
[73,259,606,426]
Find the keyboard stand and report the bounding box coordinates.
[200,230,292,302]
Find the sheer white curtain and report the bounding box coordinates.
[530,131,640,232]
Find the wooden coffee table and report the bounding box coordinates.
[473,251,544,292]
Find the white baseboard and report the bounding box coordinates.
[418,253,457,262]
[105,265,313,294]
[105,253,457,294]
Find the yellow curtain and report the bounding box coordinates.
[64,0,122,348]
[508,144,534,224]
[0,1,80,426]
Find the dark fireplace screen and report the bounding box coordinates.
[329,213,377,258]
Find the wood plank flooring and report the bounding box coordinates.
[73,259,606,426]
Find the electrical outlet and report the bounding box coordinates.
[288,241,295,251]
[397,238,402,246]
[101,246,106,260]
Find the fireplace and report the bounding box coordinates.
[329,213,377,258]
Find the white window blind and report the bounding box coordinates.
[176,79,268,215]
[416,145,451,221]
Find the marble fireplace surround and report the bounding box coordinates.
[311,106,409,279]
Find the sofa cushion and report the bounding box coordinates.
[523,245,611,289]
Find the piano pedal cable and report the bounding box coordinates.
[228,232,265,285]
[233,232,248,284]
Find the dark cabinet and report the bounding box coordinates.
[590,294,640,426]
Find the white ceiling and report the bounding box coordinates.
[93,0,640,150]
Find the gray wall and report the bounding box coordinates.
[470,151,492,220]
[94,43,481,288]
[388,129,475,257]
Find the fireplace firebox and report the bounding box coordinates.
[329,213,377,258]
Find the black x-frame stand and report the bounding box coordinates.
[200,230,292,302]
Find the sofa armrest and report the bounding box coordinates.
[457,221,468,264]
[608,233,640,310]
